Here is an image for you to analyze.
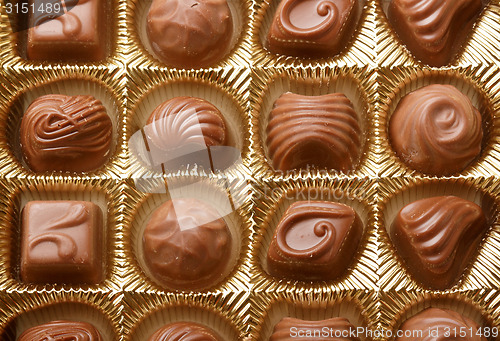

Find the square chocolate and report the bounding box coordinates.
[20,200,104,284]
[27,0,107,61]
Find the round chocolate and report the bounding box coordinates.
[18,320,103,341]
[142,198,232,290]
[270,317,360,341]
[148,322,221,341]
[146,0,233,68]
[389,84,483,176]
[20,94,113,173]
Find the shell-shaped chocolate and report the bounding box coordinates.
[266,92,361,172]
[396,308,486,341]
[267,201,363,280]
[387,0,483,66]
[146,0,233,68]
[18,320,103,341]
[270,317,360,341]
[148,322,221,341]
[267,0,358,57]
[20,94,112,173]
[389,84,483,176]
[142,198,232,290]
[391,196,487,289]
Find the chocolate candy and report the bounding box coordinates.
[146,0,233,68]
[396,308,486,341]
[267,201,363,281]
[267,0,358,58]
[270,317,360,341]
[142,198,232,290]
[20,94,113,173]
[266,92,361,172]
[389,84,482,176]
[391,196,487,289]
[387,0,483,66]
[27,0,107,61]
[148,322,221,341]
[20,201,104,284]
[19,320,103,341]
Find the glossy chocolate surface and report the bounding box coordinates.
[142,198,232,290]
[148,322,221,341]
[20,201,104,284]
[270,317,360,341]
[19,320,103,341]
[146,0,233,68]
[391,196,487,289]
[27,0,107,61]
[267,0,358,58]
[267,201,363,281]
[266,92,361,172]
[387,0,483,66]
[389,84,482,176]
[20,94,113,173]
[397,308,486,341]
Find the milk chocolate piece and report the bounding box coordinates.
[391,196,487,289]
[148,322,221,341]
[19,320,103,341]
[387,0,483,66]
[397,308,486,341]
[20,201,104,284]
[266,92,361,172]
[389,84,482,176]
[267,201,363,281]
[146,0,233,68]
[270,317,360,341]
[27,0,107,61]
[267,0,358,58]
[142,198,232,290]
[20,94,113,173]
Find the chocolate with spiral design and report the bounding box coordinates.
[20,94,113,173]
[18,320,103,341]
[267,201,363,280]
[270,317,360,341]
[148,322,221,341]
[389,84,483,176]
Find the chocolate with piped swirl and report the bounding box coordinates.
[266,92,361,172]
[270,317,360,341]
[147,0,233,68]
[391,196,487,289]
[389,84,483,176]
[20,94,112,173]
[148,322,221,341]
[387,0,483,66]
[396,308,486,341]
[18,320,103,341]
[267,0,358,58]
[142,198,232,290]
[267,201,363,281]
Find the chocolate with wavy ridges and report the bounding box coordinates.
[270,317,360,341]
[148,322,221,341]
[267,201,363,280]
[387,0,483,66]
[266,92,361,172]
[18,320,103,341]
[267,0,358,57]
[20,94,112,173]
[147,0,233,68]
[389,84,483,176]
[142,198,232,290]
[397,308,486,341]
[391,196,487,289]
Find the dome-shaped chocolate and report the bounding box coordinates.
[148,322,221,341]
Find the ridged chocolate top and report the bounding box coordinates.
[270,317,360,341]
[148,322,221,341]
[18,320,102,341]
[389,84,483,176]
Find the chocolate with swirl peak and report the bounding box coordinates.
[267,201,363,281]
[19,320,103,341]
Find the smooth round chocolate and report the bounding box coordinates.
[389,84,483,176]
[18,320,103,341]
[146,0,233,68]
[142,198,232,290]
[148,322,221,341]
[20,94,113,173]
